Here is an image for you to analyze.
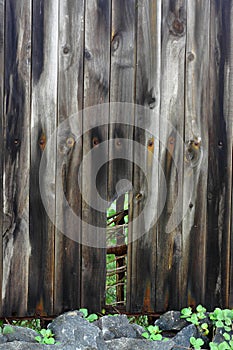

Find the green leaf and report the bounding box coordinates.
[180,307,192,318]
[79,308,89,318]
[151,333,162,341]
[216,320,224,328]
[190,336,204,349]
[209,343,219,350]
[3,325,14,335]
[86,313,98,322]
[218,341,231,350]
[142,332,149,339]
[224,317,232,326]
[196,305,207,313]
[223,332,231,341]
[35,335,42,343]
[187,314,199,326]
[44,337,55,345]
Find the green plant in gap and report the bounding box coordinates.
[35,329,58,345]
[180,304,209,335]
[209,308,233,332]
[79,308,98,322]
[142,325,169,341]
[12,318,41,331]
[1,325,14,335]
[190,336,204,349]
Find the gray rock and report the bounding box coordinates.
[0,334,7,344]
[3,325,38,343]
[95,315,139,340]
[48,310,107,349]
[173,324,197,349]
[105,337,175,350]
[154,311,188,331]
[0,341,47,349]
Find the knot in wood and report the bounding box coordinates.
[188,52,195,62]
[84,48,92,60]
[111,33,121,53]
[66,137,75,148]
[63,45,70,54]
[171,18,184,36]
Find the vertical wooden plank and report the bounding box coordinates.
[54,0,85,314]
[182,0,210,308]
[127,0,161,313]
[3,0,31,316]
[0,0,4,316]
[29,0,58,316]
[155,0,186,311]
[81,0,111,312]
[204,0,233,309]
[109,0,136,307]
[222,0,233,307]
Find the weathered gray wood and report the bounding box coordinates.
[29,0,58,315]
[54,0,85,315]
[3,0,31,316]
[81,0,111,312]
[109,0,136,307]
[182,0,210,308]
[127,0,160,313]
[155,0,186,311]
[0,0,4,316]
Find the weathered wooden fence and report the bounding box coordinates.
[0,0,233,317]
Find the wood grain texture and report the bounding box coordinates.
[127,0,160,313]
[109,0,136,307]
[3,0,31,316]
[0,0,4,316]
[54,0,85,315]
[0,0,233,317]
[81,0,111,312]
[182,0,210,308]
[222,0,233,307]
[155,0,186,311]
[29,0,58,316]
[204,0,232,309]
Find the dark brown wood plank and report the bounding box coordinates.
[155,0,186,311]
[3,0,31,316]
[219,0,233,308]
[127,0,160,313]
[0,0,4,316]
[29,0,58,316]
[81,0,111,312]
[204,0,232,309]
[54,0,85,315]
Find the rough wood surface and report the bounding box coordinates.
[155,0,186,311]
[3,0,31,316]
[109,0,136,306]
[29,0,58,316]
[81,0,111,312]
[0,0,4,316]
[182,0,210,308]
[54,0,85,315]
[127,0,160,313]
[0,0,232,317]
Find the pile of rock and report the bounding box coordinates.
[0,310,223,349]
